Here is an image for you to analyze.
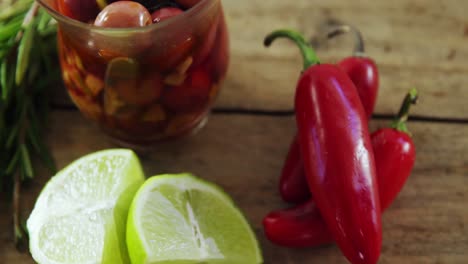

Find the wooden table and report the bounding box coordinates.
[2,1,467,263]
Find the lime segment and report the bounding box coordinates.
[27,149,145,264]
[126,174,263,264]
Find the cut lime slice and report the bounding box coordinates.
[27,149,145,264]
[127,174,263,264]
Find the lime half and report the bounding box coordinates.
[126,174,263,264]
[27,149,145,264]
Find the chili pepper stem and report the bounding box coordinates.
[264,29,320,70]
[326,24,365,56]
[391,88,418,133]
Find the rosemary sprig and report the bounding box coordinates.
[0,0,59,249]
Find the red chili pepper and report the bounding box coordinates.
[265,29,381,264]
[263,200,330,248]
[372,89,417,211]
[279,26,379,204]
[331,25,379,119]
[264,89,418,249]
[279,134,309,203]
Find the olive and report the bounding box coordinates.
[94,1,152,28]
[58,0,100,22]
[151,7,184,23]
[175,0,201,9]
[133,0,183,13]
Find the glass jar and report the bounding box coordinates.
[37,0,229,147]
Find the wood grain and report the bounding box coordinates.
[49,0,468,120]
[215,0,468,119]
[1,111,467,263]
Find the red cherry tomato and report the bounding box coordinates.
[151,7,183,23]
[94,1,152,28]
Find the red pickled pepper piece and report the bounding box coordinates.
[162,66,212,112]
[265,29,382,264]
[280,25,379,204]
[264,89,418,248]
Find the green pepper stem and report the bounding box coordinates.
[326,24,365,55]
[264,29,320,70]
[391,88,418,133]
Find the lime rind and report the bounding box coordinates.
[27,149,145,264]
[127,173,263,264]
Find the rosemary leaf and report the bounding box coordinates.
[0,50,6,61]
[15,21,34,85]
[14,222,24,240]
[26,118,40,153]
[5,149,20,175]
[26,56,39,84]
[1,59,8,100]
[6,124,19,149]
[1,0,58,248]
[20,144,33,179]
[5,56,16,106]
[0,19,22,41]
[38,25,56,37]
[37,9,52,33]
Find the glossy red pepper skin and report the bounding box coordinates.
[279,56,378,204]
[339,57,379,119]
[295,65,381,264]
[265,89,418,249]
[372,128,415,210]
[279,50,379,204]
[263,200,330,247]
[279,135,310,203]
[264,128,416,248]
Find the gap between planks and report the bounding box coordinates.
[49,103,468,125]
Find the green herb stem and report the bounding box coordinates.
[0,0,58,248]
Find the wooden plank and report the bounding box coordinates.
[1,111,467,263]
[50,0,468,119]
[214,0,468,119]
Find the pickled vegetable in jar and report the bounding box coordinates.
[38,0,229,146]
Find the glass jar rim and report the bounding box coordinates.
[36,0,217,32]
